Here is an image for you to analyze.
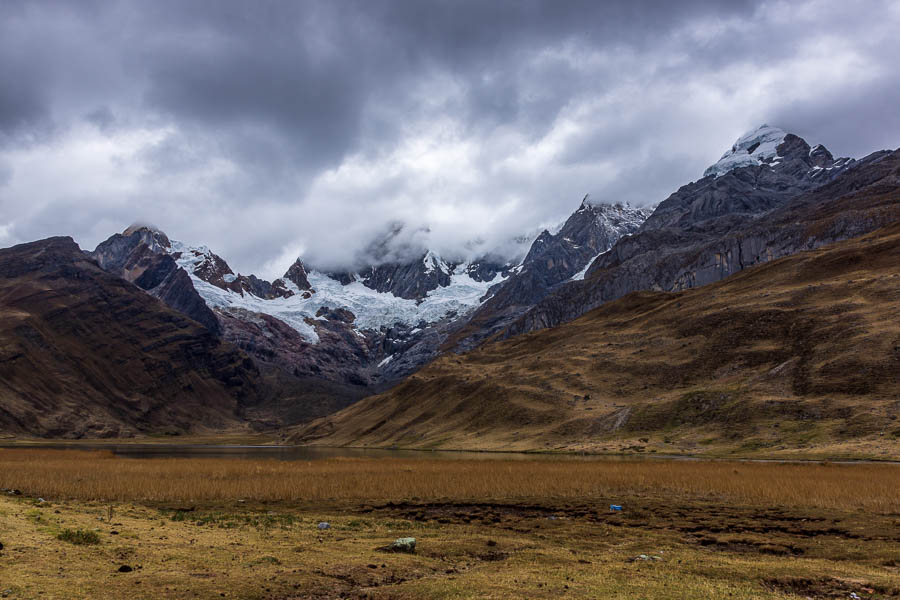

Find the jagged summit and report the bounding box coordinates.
[701,124,851,181]
[283,258,312,291]
[449,198,652,352]
[116,223,172,251]
[704,124,788,178]
[580,193,638,210]
[123,222,167,237]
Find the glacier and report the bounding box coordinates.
[170,239,506,344]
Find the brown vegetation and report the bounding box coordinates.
[1,451,899,598]
[1,449,899,513]
[0,237,264,438]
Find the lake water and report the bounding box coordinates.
[1,444,597,461]
[2,443,894,464]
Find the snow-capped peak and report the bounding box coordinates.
[703,124,787,178]
[159,236,511,345]
[422,249,449,275]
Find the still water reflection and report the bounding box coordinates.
[3,444,635,461]
[2,444,892,464]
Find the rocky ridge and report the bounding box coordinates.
[500,127,887,338]
[450,199,652,351]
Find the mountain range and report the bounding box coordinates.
[1,124,897,450]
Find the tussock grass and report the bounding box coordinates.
[56,528,100,545]
[1,449,898,512]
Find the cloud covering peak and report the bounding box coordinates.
[1,0,898,278]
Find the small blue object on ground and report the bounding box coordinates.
[317,522,330,530]
[610,505,623,511]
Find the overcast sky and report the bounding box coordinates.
[1,0,898,276]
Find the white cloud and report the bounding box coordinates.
[1,0,898,278]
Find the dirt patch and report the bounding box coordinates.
[694,535,804,556]
[763,576,899,598]
[368,501,558,525]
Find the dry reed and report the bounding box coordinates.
[1,449,897,512]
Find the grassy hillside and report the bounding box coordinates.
[292,223,900,458]
[0,237,265,438]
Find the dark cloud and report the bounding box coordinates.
[0,161,11,188]
[0,43,50,142]
[0,0,897,275]
[771,77,900,159]
[84,106,116,132]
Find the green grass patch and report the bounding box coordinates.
[57,528,100,545]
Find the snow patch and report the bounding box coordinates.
[704,124,787,178]
[168,238,507,345]
[570,249,610,281]
[422,249,449,275]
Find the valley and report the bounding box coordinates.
[292,222,900,458]
[1,127,898,460]
[3,4,900,599]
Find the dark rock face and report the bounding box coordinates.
[509,200,651,305]
[234,273,294,300]
[284,259,312,290]
[809,143,834,168]
[641,135,850,233]
[219,308,370,384]
[173,245,294,300]
[215,306,387,426]
[464,257,514,283]
[150,267,222,334]
[449,201,651,351]
[316,306,356,323]
[0,236,266,438]
[187,248,234,288]
[91,226,171,273]
[509,146,899,337]
[358,253,453,301]
[91,229,221,334]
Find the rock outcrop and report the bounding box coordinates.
[91,227,221,334]
[448,200,652,351]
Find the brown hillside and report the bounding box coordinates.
[292,223,900,457]
[0,237,266,438]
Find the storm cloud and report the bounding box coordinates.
[1,0,898,276]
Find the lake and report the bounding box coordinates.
[0,443,598,461]
[2,443,894,464]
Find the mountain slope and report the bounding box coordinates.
[91,226,222,334]
[505,134,900,335]
[445,127,856,352]
[291,221,900,456]
[0,237,267,438]
[512,147,899,336]
[88,198,649,414]
[446,201,651,351]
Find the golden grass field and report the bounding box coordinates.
[1,449,899,599]
[1,449,899,512]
